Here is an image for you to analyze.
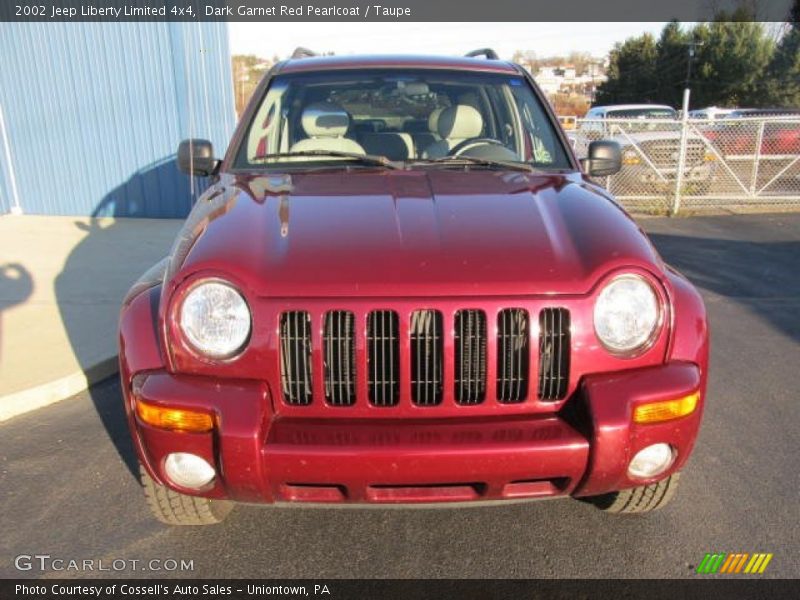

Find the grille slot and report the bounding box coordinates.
[323,311,356,406]
[279,311,313,405]
[367,310,400,406]
[538,308,571,401]
[410,310,444,406]
[644,140,705,167]
[454,310,487,405]
[496,309,530,403]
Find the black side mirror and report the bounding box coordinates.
[177,139,217,177]
[581,140,622,177]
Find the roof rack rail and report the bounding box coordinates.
[465,48,499,60]
[291,47,317,59]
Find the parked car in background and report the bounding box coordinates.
[557,115,578,130]
[576,104,716,195]
[704,110,800,156]
[585,104,677,121]
[729,108,800,119]
[689,106,738,120]
[119,50,709,525]
[701,108,800,190]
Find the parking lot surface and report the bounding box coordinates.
[1,213,798,579]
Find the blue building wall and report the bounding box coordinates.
[0,22,236,218]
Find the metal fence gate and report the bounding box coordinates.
[571,117,800,214]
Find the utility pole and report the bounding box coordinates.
[682,40,703,115]
[673,41,704,215]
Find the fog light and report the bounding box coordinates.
[628,443,674,479]
[622,149,641,165]
[164,453,215,489]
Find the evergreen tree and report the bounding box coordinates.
[595,34,658,104]
[596,16,780,109]
[763,0,800,106]
[690,19,774,107]
[655,21,691,108]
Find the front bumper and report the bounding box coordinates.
[128,361,703,505]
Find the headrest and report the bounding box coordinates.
[301,102,350,138]
[428,107,445,133]
[400,82,430,96]
[437,105,483,139]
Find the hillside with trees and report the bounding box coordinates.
[596,3,799,109]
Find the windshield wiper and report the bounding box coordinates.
[252,150,399,169]
[409,155,535,173]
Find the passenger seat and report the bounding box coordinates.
[289,102,365,154]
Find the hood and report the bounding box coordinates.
[179,169,663,297]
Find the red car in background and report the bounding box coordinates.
[703,109,800,156]
[119,50,709,525]
[701,109,800,192]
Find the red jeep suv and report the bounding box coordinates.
[119,50,709,525]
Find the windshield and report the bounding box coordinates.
[606,108,677,119]
[234,69,571,170]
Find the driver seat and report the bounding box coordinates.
[422,105,484,159]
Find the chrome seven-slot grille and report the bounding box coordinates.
[643,139,706,167]
[279,308,570,407]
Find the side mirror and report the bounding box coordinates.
[177,139,217,177]
[581,140,621,177]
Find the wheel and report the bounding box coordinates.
[139,464,232,525]
[585,473,681,514]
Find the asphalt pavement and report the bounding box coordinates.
[1,213,798,579]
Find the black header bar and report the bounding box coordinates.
[1,0,795,22]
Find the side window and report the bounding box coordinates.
[485,86,515,147]
[246,82,287,161]
[511,85,560,165]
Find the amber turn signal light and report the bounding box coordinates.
[135,399,214,433]
[633,392,699,424]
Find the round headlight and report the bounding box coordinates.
[594,274,660,354]
[179,280,251,358]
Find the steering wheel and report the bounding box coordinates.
[448,138,508,157]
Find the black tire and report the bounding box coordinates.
[585,473,681,514]
[139,464,232,526]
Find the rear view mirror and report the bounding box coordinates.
[177,139,217,177]
[581,140,622,177]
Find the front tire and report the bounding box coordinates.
[140,464,232,525]
[586,473,681,514]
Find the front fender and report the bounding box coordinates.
[666,267,710,368]
[119,282,166,483]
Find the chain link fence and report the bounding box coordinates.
[571,117,800,214]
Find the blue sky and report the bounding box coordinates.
[229,22,669,60]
